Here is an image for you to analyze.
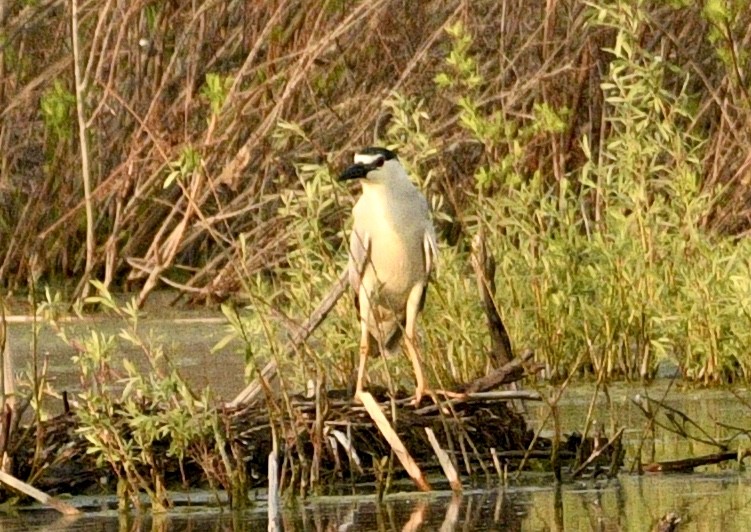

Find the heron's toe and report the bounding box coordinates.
[409,386,433,407]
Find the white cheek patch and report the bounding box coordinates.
[354,153,382,165]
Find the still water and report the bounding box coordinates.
[4,314,751,531]
[1,475,749,531]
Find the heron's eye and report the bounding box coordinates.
[375,157,384,167]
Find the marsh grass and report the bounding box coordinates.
[37,284,233,511]
[1,0,750,305]
[216,2,751,390]
[4,0,751,504]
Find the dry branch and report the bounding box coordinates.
[227,268,349,408]
[425,427,461,492]
[631,394,725,449]
[632,389,751,474]
[471,230,513,366]
[643,450,751,473]
[571,427,624,478]
[358,391,430,492]
[0,470,80,515]
[267,445,281,530]
[458,349,540,394]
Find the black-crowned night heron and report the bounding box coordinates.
[339,147,438,404]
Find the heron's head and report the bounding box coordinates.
[338,147,404,184]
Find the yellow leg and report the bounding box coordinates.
[405,283,427,405]
[354,286,371,403]
[355,334,369,403]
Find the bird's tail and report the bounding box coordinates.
[370,317,404,357]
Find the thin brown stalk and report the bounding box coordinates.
[71,0,95,298]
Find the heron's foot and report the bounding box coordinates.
[409,386,433,407]
[435,389,468,400]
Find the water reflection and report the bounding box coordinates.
[276,490,529,531]
[1,473,751,530]
[217,476,749,530]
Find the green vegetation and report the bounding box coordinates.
[39,284,246,510]
[214,3,751,390]
[2,1,751,394]
[40,80,76,142]
[200,73,233,117]
[5,1,751,507]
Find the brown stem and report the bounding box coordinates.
[71,0,95,298]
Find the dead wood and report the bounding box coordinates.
[228,268,349,407]
[0,386,619,498]
[633,390,751,475]
[643,450,751,473]
[470,231,513,367]
[631,394,725,449]
[457,349,540,394]
[571,427,624,478]
[358,391,430,491]
[425,427,461,492]
[465,231,542,418]
[0,470,80,515]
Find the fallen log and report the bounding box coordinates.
[643,449,751,473]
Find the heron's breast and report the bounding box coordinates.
[353,190,429,305]
[362,226,425,304]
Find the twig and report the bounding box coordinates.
[631,393,724,450]
[330,429,363,474]
[571,427,624,478]
[0,470,80,515]
[643,449,750,473]
[629,379,677,474]
[267,426,280,531]
[0,304,12,413]
[470,230,513,366]
[70,0,95,300]
[425,427,461,492]
[413,389,542,416]
[457,349,539,393]
[227,268,349,407]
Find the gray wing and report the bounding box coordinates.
[423,225,438,277]
[419,192,438,277]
